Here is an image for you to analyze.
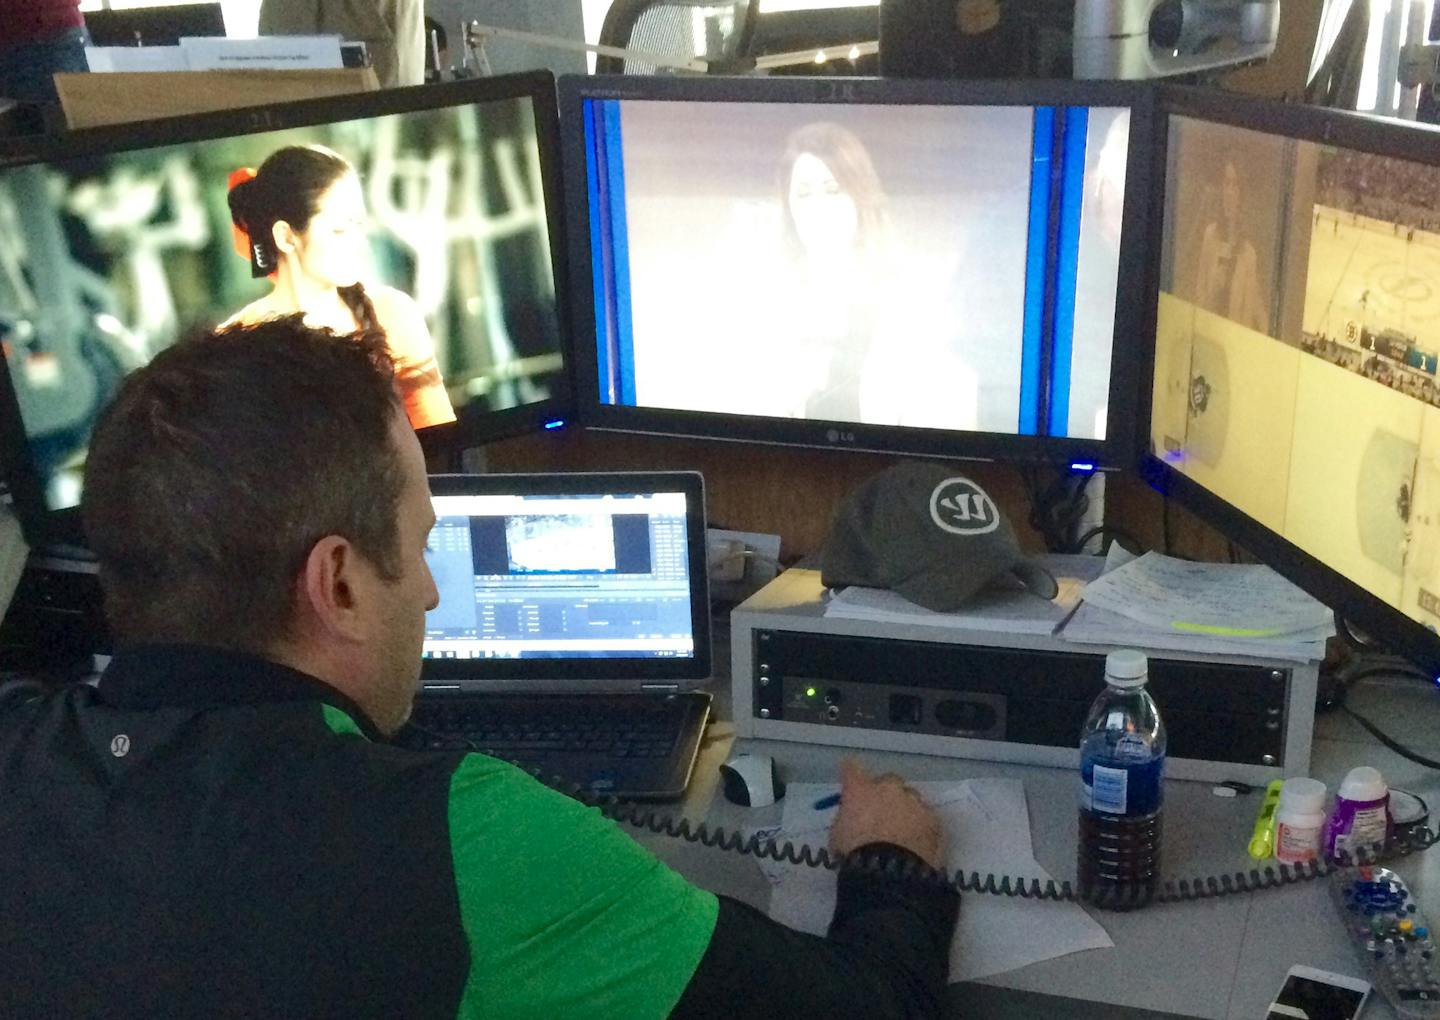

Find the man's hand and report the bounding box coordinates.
[828,759,945,870]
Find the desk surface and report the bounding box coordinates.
[640,642,1440,1020]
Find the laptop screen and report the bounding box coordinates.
[421,472,711,688]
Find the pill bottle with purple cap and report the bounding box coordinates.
[1322,766,1393,863]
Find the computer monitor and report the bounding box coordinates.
[0,72,571,549]
[559,75,1154,469]
[420,471,711,689]
[1145,86,1440,675]
[84,3,227,47]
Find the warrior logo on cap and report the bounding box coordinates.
[929,477,999,535]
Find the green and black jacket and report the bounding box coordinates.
[0,645,956,1018]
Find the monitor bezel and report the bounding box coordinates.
[421,470,712,687]
[1143,85,1440,676]
[557,73,1157,471]
[0,71,574,550]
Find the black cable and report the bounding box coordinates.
[396,721,1440,908]
[1161,497,1173,556]
[1020,467,1052,550]
[1068,525,1143,556]
[1345,663,1435,686]
[1022,467,1095,553]
[1393,788,1430,832]
[0,677,46,711]
[1330,618,1437,674]
[1330,662,1440,769]
[1335,613,1379,652]
[1341,704,1440,770]
[1320,659,1434,713]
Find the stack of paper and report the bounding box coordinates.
[1061,551,1332,662]
[752,779,1113,981]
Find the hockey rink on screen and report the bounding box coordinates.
[1304,207,1440,353]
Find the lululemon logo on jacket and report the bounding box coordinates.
[929,477,999,535]
[110,734,130,758]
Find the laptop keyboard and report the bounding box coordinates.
[417,697,683,758]
[402,691,712,800]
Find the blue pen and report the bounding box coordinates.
[813,792,842,810]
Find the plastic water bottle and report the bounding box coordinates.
[1077,649,1166,909]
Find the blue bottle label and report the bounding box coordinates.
[1081,752,1165,817]
[1088,764,1129,814]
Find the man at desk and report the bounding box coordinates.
[0,317,957,1018]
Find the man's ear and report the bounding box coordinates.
[298,535,368,643]
[272,219,299,257]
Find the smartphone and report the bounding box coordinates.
[1265,965,1371,1020]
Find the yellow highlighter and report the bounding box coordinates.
[1248,780,1285,860]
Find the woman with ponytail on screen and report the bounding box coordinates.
[226,145,455,429]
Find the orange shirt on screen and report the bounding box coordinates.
[227,284,456,431]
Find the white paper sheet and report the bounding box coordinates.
[1078,551,1333,638]
[1061,601,1328,663]
[178,35,343,71]
[758,781,1113,982]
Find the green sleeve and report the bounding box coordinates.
[447,753,719,1020]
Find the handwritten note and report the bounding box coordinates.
[1078,551,1333,638]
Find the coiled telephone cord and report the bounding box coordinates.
[600,796,1440,910]
[404,723,1440,910]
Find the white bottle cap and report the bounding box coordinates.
[1105,649,1148,689]
[1277,776,1327,814]
[1338,766,1387,803]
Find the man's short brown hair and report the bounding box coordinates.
[83,317,406,650]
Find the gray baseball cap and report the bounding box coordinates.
[820,462,1059,611]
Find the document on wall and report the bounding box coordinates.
[1077,551,1334,639]
[753,780,1113,981]
[178,36,344,71]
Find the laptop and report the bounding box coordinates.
[405,471,713,799]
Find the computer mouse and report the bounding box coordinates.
[719,753,785,807]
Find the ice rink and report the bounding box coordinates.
[1153,284,1440,631]
[1304,206,1440,354]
